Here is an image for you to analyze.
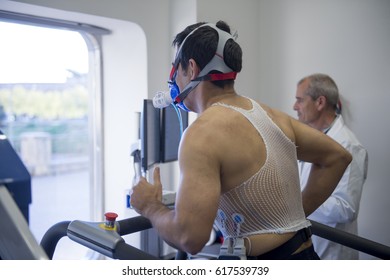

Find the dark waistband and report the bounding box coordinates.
[253,227,312,260]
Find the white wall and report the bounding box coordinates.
[4,0,390,259]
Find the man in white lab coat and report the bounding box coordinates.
[293,73,368,259]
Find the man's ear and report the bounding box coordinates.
[188,58,200,80]
[316,95,327,111]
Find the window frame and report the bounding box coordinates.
[0,10,109,225]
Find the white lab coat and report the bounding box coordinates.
[299,115,368,259]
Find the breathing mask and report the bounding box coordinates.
[152,23,238,111]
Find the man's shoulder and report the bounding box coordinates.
[330,130,368,162]
[329,117,364,147]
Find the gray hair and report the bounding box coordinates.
[298,73,339,111]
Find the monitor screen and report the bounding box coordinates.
[140,100,189,173]
[140,99,161,173]
[161,105,188,163]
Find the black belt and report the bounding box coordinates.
[254,227,312,260]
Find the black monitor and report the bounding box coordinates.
[161,104,188,163]
[140,100,161,173]
[140,100,188,173]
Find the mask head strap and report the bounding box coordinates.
[170,23,238,107]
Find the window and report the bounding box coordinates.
[0,15,107,259]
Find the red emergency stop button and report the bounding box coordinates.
[104,212,118,228]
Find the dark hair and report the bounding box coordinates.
[173,20,242,88]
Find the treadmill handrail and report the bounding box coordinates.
[309,219,390,260]
[118,216,152,236]
[40,221,71,259]
[40,216,390,260]
[40,217,156,260]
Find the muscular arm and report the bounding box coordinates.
[130,121,221,255]
[291,118,353,216]
[308,143,368,223]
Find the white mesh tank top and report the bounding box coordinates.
[213,98,310,238]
